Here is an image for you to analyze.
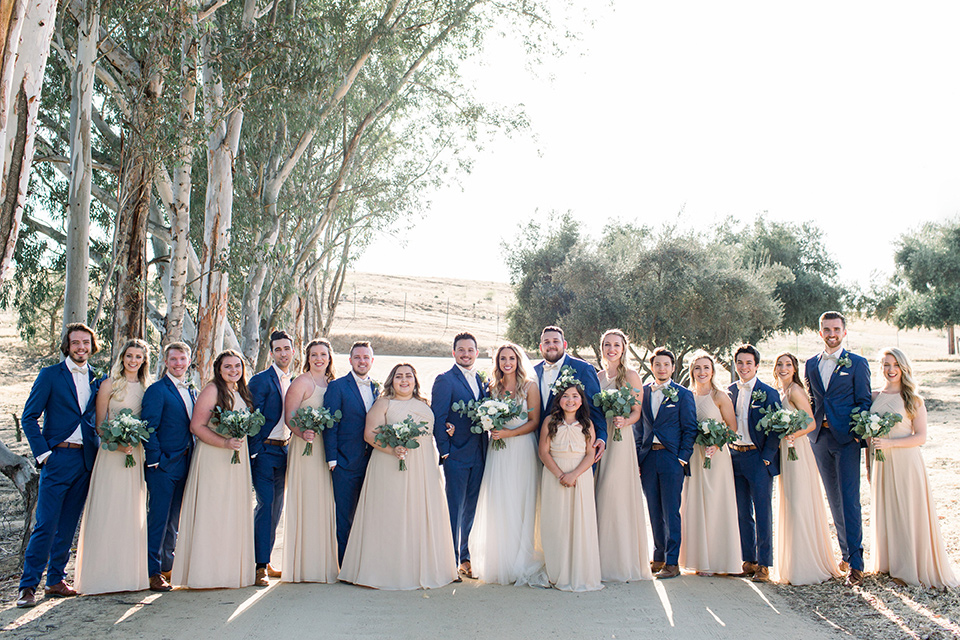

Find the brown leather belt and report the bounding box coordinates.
[264,438,289,446]
[55,442,83,449]
[730,444,757,452]
[651,443,666,451]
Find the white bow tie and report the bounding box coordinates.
[822,353,838,362]
[737,381,753,390]
[175,381,191,390]
[652,383,670,392]
[543,362,562,372]
[70,365,88,376]
[357,379,371,387]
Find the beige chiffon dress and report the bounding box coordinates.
[75,384,149,594]
[540,420,603,592]
[172,390,255,589]
[775,391,841,584]
[869,392,958,589]
[594,378,652,581]
[678,393,742,574]
[281,383,339,583]
[338,398,457,590]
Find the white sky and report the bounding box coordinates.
[354,1,960,287]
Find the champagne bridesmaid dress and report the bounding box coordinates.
[869,392,958,589]
[75,384,149,594]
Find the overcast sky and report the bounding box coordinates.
[354,1,960,287]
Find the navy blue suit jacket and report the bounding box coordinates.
[322,373,378,471]
[635,381,697,473]
[804,349,872,445]
[248,367,286,456]
[141,376,196,470]
[534,354,607,442]
[22,361,101,470]
[729,379,782,476]
[431,366,488,465]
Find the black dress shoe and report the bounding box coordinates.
[16,587,36,608]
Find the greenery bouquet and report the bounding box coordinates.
[211,406,265,463]
[99,408,154,468]
[290,406,342,456]
[592,386,639,442]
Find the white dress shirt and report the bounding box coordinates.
[168,373,194,419]
[540,358,564,410]
[456,364,480,400]
[819,349,841,391]
[65,360,90,445]
[735,376,757,446]
[650,382,671,444]
[267,364,292,440]
[352,371,375,411]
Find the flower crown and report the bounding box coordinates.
[551,365,583,395]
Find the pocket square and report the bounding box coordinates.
[839,371,849,376]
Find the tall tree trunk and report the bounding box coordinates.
[0,0,56,281]
[64,0,98,329]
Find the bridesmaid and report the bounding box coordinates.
[594,329,652,582]
[172,350,256,589]
[772,352,841,585]
[868,348,958,589]
[469,342,545,585]
[338,363,457,589]
[75,339,151,594]
[539,382,603,592]
[281,338,339,583]
[679,350,742,576]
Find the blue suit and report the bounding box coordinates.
[534,355,607,442]
[634,381,697,565]
[141,376,195,576]
[248,367,288,566]
[322,373,377,563]
[432,366,487,565]
[805,349,871,571]
[19,361,100,590]
[729,379,781,567]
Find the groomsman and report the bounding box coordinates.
[248,330,295,585]
[17,323,101,607]
[432,332,488,579]
[534,326,606,457]
[728,344,781,583]
[141,341,196,592]
[804,311,871,586]
[323,341,378,564]
[635,347,696,579]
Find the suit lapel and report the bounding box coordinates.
[346,374,365,408]
[826,349,846,391]
[451,366,475,400]
[59,361,81,413]
[807,355,825,396]
[164,376,190,417]
[641,384,655,425]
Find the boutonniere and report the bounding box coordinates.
[477,370,489,386]
[751,389,767,405]
[371,380,381,394]
[551,365,582,394]
[662,385,678,403]
[186,379,198,393]
[837,354,852,369]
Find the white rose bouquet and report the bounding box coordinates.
[451,395,527,450]
[850,409,902,462]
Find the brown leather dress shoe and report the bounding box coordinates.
[655,564,680,579]
[650,561,665,573]
[740,561,759,577]
[458,562,475,580]
[255,567,269,587]
[16,587,37,608]
[751,566,770,583]
[161,570,172,582]
[266,564,282,578]
[44,581,77,598]
[839,561,849,573]
[845,568,864,587]
[149,574,172,592]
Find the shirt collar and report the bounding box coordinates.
[351,370,371,386]
[737,376,758,392]
[272,363,291,380]
[455,364,476,379]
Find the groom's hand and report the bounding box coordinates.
[593,439,606,462]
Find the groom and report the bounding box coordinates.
[804,311,871,586]
[534,326,606,457]
[17,323,101,607]
[432,332,488,579]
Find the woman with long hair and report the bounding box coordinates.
[469,342,545,585]
[172,350,256,589]
[339,363,457,589]
[281,339,339,583]
[75,339,151,594]
[594,329,652,581]
[869,348,957,588]
[677,351,741,576]
[771,352,840,585]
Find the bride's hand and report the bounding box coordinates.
[394,445,407,459]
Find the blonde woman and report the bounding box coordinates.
[594,329,652,581]
[772,352,841,585]
[76,339,151,594]
[678,351,742,576]
[869,348,957,589]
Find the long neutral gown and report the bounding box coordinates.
[172,390,256,589]
[775,391,841,585]
[281,383,339,583]
[869,392,958,589]
[678,393,742,574]
[338,398,457,590]
[75,384,149,594]
[469,387,547,585]
[539,420,603,592]
[594,378,652,581]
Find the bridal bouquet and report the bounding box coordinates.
[375,416,430,470]
[757,405,811,461]
[290,406,342,456]
[452,396,527,450]
[850,409,902,462]
[592,386,639,441]
[211,406,266,463]
[695,418,737,469]
[100,409,154,468]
